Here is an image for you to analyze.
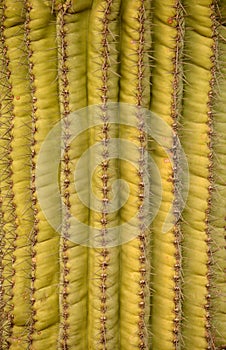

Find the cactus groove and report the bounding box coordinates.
[0,0,226,349]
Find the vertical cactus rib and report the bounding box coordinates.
[0,3,18,347]
[57,3,71,348]
[169,2,185,348]
[24,1,60,347]
[210,22,226,347]
[180,0,217,348]
[87,0,121,348]
[3,1,39,347]
[149,1,184,348]
[205,3,217,347]
[24,2,38,345]
[56,1,91,348]
[119,1,151,348]
[0,188,3,347]
[205,3,217,348]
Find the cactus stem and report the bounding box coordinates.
[0,1,226,349]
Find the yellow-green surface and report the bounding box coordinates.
[0,1,226,349]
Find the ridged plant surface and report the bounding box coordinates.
[0,0,225,349]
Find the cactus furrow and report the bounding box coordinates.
[119,1,151,348]
[149,1,185,348]
[24,1,60,347]
[87,1,121,348]
[180,0,218,348]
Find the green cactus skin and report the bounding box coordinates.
[0,1,226,349]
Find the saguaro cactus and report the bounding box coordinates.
[0,1,225,349]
